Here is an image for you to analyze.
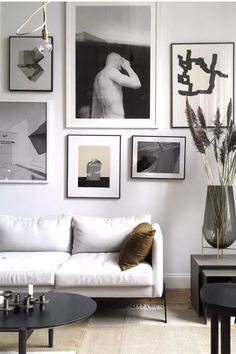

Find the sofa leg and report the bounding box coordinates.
[163,282,167,323]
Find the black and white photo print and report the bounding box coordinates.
[66,2,156,128]
[78,145,111,188]
[132,136,186,180]
[9,36,53,91]
[0,102,48,183]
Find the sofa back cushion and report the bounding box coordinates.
[72,215,151,253]
[0,215,72,252]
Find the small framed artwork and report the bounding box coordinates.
[0,101,49,183]
[9,36,53,91]
[67,135,121,198]
[66,2,157,128]
[131,135,186,180]
[171,42,234,127]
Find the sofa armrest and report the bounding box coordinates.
[151,223,163,297]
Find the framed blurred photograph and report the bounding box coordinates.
[171,42,234,127]
[66,2,157,128]
[0,101,49,183]
[67,135,121,198]
[9,36,53,91]
[131,135,186,179]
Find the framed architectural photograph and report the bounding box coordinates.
[131,135,186,179]
[9,36,53,91]
[0,101,49,183]
[171,42,234,127]
[66,2,156,128]
[67,135,121,198]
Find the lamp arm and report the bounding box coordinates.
[16,2,49,36]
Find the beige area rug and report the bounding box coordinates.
[0,352,75,354]
[0,305,236,354]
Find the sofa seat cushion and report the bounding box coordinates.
[0,252,70,286]
[55,253,153,287]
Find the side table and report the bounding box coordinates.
[201,283,236,354]
[191,254,236,319]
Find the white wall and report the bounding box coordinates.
[0,1,235,288]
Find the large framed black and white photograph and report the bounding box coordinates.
[9,36,53,91]
[66,2,156,128]
[67,135,121,198]
[131,136,186,179]
[171,42,234,127]
[0,101,49,183]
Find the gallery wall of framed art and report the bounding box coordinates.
[5,3,236,199]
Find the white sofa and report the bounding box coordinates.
[0,214,166,322]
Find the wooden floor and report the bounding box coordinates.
[166,288,190,304]
[95,288,191,309]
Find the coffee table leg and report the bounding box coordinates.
[48,328,54,348]
[211,313,219,354]
[19,329,27,354]
[221,315,230,354]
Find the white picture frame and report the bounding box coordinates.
[66,2,156,128]
[0,100,51,183]
[171,42,234,128]
[67,135,121,198]
[131,135,186,179]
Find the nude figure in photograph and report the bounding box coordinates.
[91,52,141,119]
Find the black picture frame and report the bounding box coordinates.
[171,42,234,128]
[0,100,49,183]
[131,135,186,180]
[9,36,53,92]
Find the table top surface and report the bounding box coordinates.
[0,292,97,331]
[201,283,236,314]
[202,269,236,276]
[192,254,236,266]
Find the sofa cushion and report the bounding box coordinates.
[0,252,70,286]
[119,223,155,271]
[55,253,153,287]
[0,215,72,252]
[72,215,151,253]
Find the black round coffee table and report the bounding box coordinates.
[0,292,97,354]
[201,282,236,354]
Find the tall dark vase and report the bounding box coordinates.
[203,185,236,249]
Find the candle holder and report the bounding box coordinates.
[10,293,21,305]
[0,290,12,298]
[0,291,14,312]
[0,290,50,313]
[19,295,34,312]
[35,293,50,311]
[10,293,21,312]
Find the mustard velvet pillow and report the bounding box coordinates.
[119,222,155,271]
